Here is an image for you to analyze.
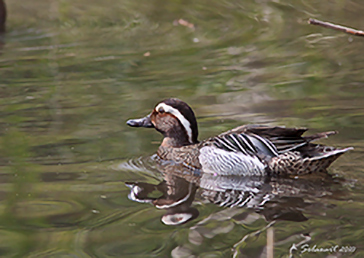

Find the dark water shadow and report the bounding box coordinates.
[0,0,5,34]
[0,0,5,52]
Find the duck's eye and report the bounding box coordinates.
[158,107,165,114]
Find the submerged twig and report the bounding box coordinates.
[267,227,274,258]
[233,221,276,258]
[308,18,364,37]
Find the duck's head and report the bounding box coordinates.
[127,98,199,147]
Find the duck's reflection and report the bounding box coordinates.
[126,176,199,225]
[125,160,341,225]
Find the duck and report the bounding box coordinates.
[127,98,352,176]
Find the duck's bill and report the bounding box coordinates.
[126,114,154,128]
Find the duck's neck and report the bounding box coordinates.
[159,123,197,147]
[161,136,191,148]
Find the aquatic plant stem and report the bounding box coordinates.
[308,18,364,37]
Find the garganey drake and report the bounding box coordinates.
[127,98,352,176]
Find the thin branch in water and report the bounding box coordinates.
[308,18,364,37]
[267,227,274,258]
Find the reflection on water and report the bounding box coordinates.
[120,156,355,257]
[1,0,364,257]
[126,161,341,225]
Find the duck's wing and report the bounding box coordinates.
[204,125,352,175]
[212,133,279,158]
[222,124,337,153]
[222,124,307,137]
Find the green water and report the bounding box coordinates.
[1,0,364,257]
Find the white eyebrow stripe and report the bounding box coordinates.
[156,103,193,143]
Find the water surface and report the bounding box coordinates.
[1,0,364,257]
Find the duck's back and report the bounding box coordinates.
[227,125,352,175]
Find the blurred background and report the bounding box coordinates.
[0,0,364,257]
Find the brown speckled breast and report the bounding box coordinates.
[157,144,203,169]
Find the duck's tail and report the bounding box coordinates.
[268,146,353,175]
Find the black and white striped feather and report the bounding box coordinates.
[213,133,279,159]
